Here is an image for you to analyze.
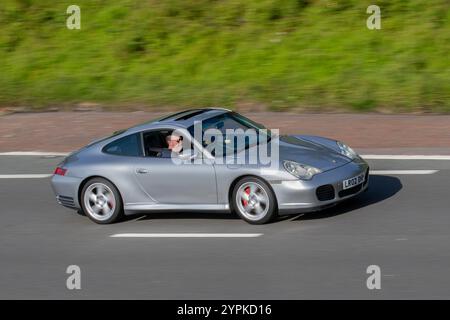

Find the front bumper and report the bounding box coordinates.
[272,159,369,215]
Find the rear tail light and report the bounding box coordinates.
[54,167,67,176]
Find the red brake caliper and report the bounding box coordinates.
[108,197,114,209]
[242,187,251,206]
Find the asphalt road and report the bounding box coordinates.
[1,155,450,299]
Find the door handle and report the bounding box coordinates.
[136,168,149,174]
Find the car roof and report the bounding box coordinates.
[126,108,231,133]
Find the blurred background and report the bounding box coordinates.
[0,0,449,112]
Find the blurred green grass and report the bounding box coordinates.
[0,0,449,112]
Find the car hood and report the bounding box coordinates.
[276,135,351,172]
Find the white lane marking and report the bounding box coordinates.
[0,169,438,179]
[371,170,438,175]
[110,233,263,238]
[1,152,450,160]
[362,155,450,160]
[0,174,52,179]
[0,152,69,156]
[0,170,439,179]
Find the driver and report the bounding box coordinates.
[165,133,183,154]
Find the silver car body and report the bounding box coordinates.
[51,108,369,216]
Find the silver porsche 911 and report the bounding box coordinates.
[51,108,369,224]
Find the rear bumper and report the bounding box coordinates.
[272,159,369,215]
[51,174,82,210]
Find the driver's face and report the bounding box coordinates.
[166,135,181,150]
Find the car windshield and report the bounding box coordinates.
[187,112,272,156]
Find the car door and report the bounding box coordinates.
[133,128,217,205]
[133,156,217,204]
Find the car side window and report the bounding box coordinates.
[143,130,172,158]
[103,133,142,157]
[143,129,195,158]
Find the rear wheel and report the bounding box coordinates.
[81,178,123,224]
[232,177,277,224]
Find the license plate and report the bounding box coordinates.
[343,173,365,190]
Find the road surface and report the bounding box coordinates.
[0,155,449,299]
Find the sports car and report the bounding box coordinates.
[51,108,369,224]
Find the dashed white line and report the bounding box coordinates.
[0,170,439,179]
[1,152,450,160]
[0,174,52,179]
[371,170,438,175]
[0,169,440,179]
[362,155,450,160]
[110,233,263,238]
[0,152,68,156]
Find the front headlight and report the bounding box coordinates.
[337,141,358,159]
[283,160,322,180]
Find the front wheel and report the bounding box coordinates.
[232,177,277,224]
[81,178,124,224]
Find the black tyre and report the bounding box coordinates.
[80,177,124,224]
[231,177,277,224]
